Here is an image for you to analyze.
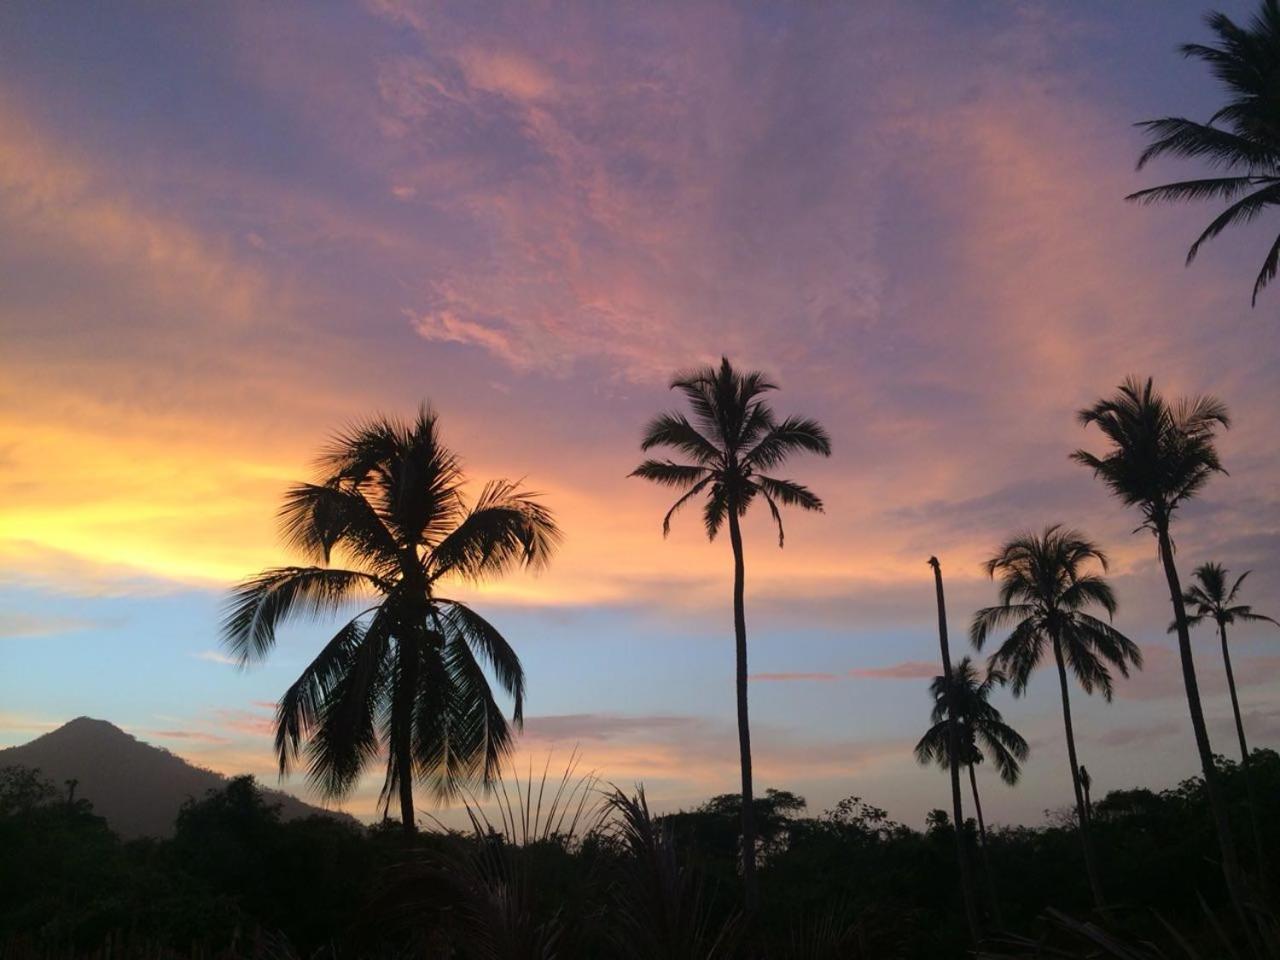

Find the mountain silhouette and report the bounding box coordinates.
[0,717,358,838]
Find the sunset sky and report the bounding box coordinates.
[2,1,1279,828]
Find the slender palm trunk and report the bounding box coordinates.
[726,510,758,912]
[929,558,981,943]
[1219,619,1269,889]
[393,640,420,834]
[968,763,1004,928]
[1051,637,1105,910]
[1081,771,1093,825]
[1158,526,1258,948]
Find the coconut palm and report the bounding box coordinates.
[631,357,831,910]
[971,525,1141,911]
[927,556,982,943]
[1181,561,1277,878]
[222,407,560,833]
[915,656,1029,928]
[1127,0,1280,305]
[1073,377,1259,940]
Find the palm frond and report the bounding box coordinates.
[639,412,723,464]
[221,567,383,665]
[429,480,561,582]
[436,600,525,724]
[629,460,711,489]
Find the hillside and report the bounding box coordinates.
[0,717,358,838]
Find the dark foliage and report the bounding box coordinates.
[4,757,1279,960]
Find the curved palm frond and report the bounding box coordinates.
[305,621,392,799]
[222,566,384,665]
[428,480,561,582]
[1129,2,1280,302]
[639,412,723,465]
[436,599,525,724]
[274,608,377,777]
[278,481,401,571]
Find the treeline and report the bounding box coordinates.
[3,757,1278,959]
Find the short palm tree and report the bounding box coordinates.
[1073,378,1259,940]
[1127,0,1280,305]
[916,656,1028,928]
[631,357,831,910]
[1182,561,1277,878]
[222,407,560,833]
[971,525,1141,911]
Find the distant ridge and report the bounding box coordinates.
[0,717,358,838]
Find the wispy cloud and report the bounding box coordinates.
[849,661,939,681]
[192,650,240,667]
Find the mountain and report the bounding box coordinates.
[0,717,359,838]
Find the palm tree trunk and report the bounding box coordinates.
[393,639,420,834]
[928,558,981,944]
[1051,637,1105,911]
[1157,526,1258,947]
[1219,619,1269,889]
[968,762,1004,928]
[726,509,758,913]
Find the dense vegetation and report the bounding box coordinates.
[3,758,1278,960]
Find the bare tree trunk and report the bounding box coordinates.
[969,763,1005,928]
[1219,619,1269,890]
[727,509,758,913]
[1158,526,1258,951]
[928,557,981,944]
[1052,637,1105,911]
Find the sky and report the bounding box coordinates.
[2,0,1279,830]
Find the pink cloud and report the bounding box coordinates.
[849,661,938,681]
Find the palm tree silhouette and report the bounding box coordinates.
[1073,377,1259,944]
[915,656,1028,928]
[1181,561,1277,880]
[971,525,1141,911]
[631,357,830,910]
[927,556,982,943]
[222,407,560,833]
[1127,1,1280,305]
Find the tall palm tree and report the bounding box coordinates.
[1073,377,1259,943]
[222,407,560,833]
[631,357,831,910]
[928,556,982,943]
[1181,561,1277,880]
[916,656,1029,929]
[1127,0,1280,305]
[971,525,1141,911]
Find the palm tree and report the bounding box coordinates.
[222,407,560,833]
[1073,377,1259,942]
[1127,0,1280,305]
[1182,561,1277,880]
[915,656,1029,928]
[928,556,982,943]
[631,357,831,910]
[971,525,1141,911]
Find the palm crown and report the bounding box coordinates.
[1128,0,1280,303]
[630,357,831,544]
[221,407,560,812]
[1072,377,1230,535]
[915,657,1029,785]
[971,525,1142,699]
[1180,561,1277,632]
